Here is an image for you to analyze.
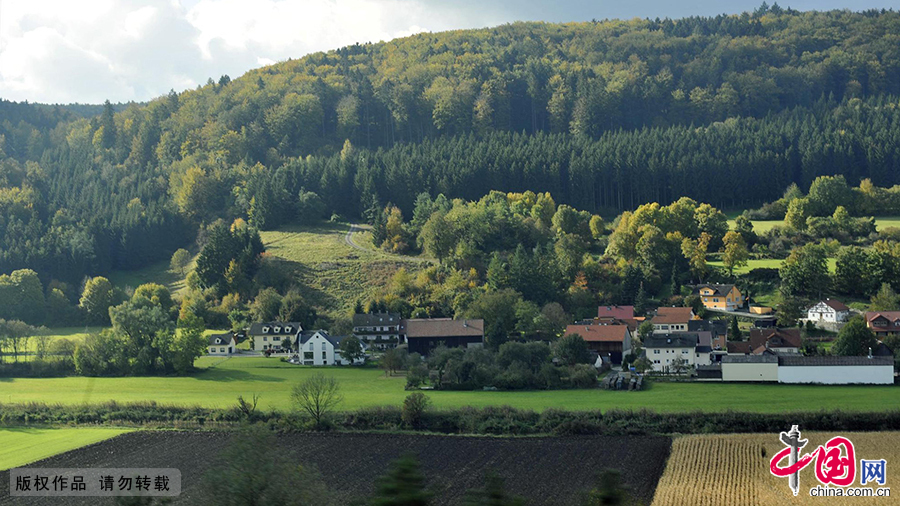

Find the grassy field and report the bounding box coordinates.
[2,358,899,413]
[0,427,132,470]
[708,257,837,275]
[259,222,427,317]
[107,253,197,297]
[728,216,900,235]
[652,432,899,505]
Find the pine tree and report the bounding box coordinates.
[371,455,432,506]
[634,282,647,316]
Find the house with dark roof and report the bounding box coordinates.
[248,322,302,352]
[806,299,850,323]
[400,318,484,356]
[866,311,900,337]
[352,312,402,349]
[565,323,632,365]
[651,307,695,334]
[688,319,727,352]
[694,284,744,312]
[207,332,237,356]
[642,333,711,373]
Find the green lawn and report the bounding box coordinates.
[875,216,900,231]
[0,427,132,470]
[708,257,837,275]
[2,357,898,414]
[728,216,900,234]
[259,222,426,317]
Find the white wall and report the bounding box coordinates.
[778,365,894,385]
[647,346,707,372]
[722,362,778,382]
[301,333,335,365]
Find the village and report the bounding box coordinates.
[207,282,897,387]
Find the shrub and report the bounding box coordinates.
[401,392,431,429]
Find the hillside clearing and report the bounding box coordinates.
[259,222,427,317]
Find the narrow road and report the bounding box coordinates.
[344,223,369,252]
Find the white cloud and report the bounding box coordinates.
[0,0,498,104]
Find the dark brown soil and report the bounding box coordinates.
[1,431,671,505]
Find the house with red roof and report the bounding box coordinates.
[650,307,695,334]
[727,328,801,355]
[565,323,632,365]
[866,311,900,337]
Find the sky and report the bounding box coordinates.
[0,0,896,104]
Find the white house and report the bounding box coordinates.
[806,299,850,323]
[249,322,302,352]
[294,331,367,366]
[642,333,711,373]
[207,332,237,356]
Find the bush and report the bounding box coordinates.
[401,392,431,429]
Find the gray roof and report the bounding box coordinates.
[249,322,302,336]
[207,332,234,346]
[353,312,401,327]
[722,354,778,364]
[696,345,713,353]
[778,356,894,367]
[643,334,699,348]
[688,319,727,335]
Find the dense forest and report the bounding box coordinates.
[2,6,900,291]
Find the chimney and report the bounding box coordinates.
[463,320,468,328]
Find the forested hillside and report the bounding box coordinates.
[2,6,900,288]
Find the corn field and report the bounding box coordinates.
[652,432,899,506]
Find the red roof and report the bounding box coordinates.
[597,305,634,320]
[821,298,849,312]
[401,319,484,338]
[565,324,630,343]
[749,328,801,350]
[866,311,900,333]
[651,307,694,325]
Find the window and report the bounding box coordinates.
[653,349,660,354]
[263,337,268,342]
[713,298,719,302]
[220,348,225,353]
[321,342,327,350]
[322,352,327,360]
[682,349,688,354]
[304,352,313,360]
[653,360,660,364]
[274,336,281,341]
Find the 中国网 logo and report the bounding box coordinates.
[770,425,888,497]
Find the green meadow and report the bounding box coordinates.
[1,357,897,414]
[0,427,132,470]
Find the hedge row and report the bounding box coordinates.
[3,402,900,436]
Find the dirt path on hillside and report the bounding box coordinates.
[344,223,433,264]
